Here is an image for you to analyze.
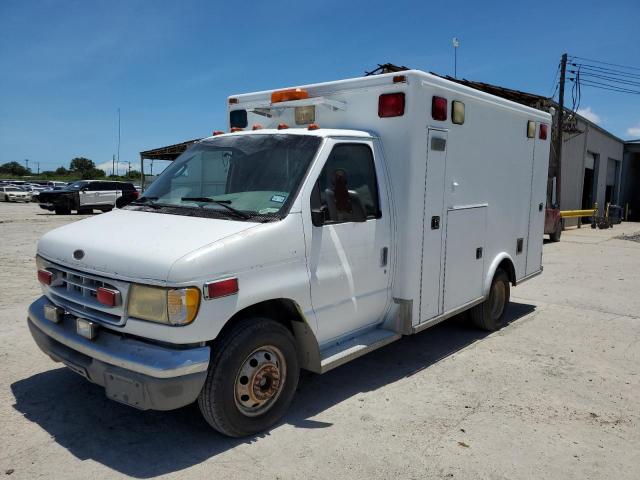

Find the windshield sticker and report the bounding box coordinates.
[259,207,280,214]
[270,194,287,203]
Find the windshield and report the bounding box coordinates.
[5,187,21,192]
[67,181,89,190]
[139,134,322,220]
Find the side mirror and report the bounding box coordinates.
[311,207,327,227]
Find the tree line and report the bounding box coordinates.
[0,157,140,180]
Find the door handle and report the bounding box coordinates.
[380,247,388,267]
[431,216,440,230]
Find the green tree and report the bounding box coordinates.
[55,166,68,175]
[81,168,106,180]
[69,157,95,174]
[0,161,31,176]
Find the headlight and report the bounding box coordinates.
[127,284,200,326]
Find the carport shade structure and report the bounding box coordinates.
[139,138,201,191]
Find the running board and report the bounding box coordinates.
[319,328,401,373]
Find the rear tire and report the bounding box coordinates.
[198,317,299,437]
[549,221,562,242]
[470,269,510,331]
[54,207,70,215]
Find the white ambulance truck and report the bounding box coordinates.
[28,70,550,437]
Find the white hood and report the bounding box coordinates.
[37,209,259,282]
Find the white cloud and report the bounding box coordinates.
[627,124,640,138]
[96,161,136,176]
[576,107,601,124]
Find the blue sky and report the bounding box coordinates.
[1,0,639,174]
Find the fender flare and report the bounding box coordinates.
[483,252,516,297]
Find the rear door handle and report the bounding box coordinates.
[380,247,388,267]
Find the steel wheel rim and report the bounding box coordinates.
[490,281,506,320]
[234,345,286,417]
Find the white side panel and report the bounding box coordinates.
[443,206,486,312]
[526,132,548,275]
[419,129,448,323]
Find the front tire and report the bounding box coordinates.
[470,269,510,331]
[198,317,299,437]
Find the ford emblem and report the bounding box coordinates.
[73,249,85,260]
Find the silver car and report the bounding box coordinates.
[1,186,32,202]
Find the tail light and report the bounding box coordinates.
[212,130,225,136]
[539,123,548,140]
[132,191,140,199]
[205,278,239,299]
[378,93,405,118]
[431,96,447,121]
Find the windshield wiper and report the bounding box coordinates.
[181,197,251,220]
[130,196,161,209]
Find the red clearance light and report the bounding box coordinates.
[212,130,225,136]
[539,123,548,140]
[37,269,52,285]
[308,123,320,130]
[96,287,119,307]
[277,123,289,130]
[206,278,239,299]
[271,88,309,103]
[378,93,405,118]
[432,96,447,121]
[252,124,263,130]
[230,127,244,132]
[228,98,239,104]
[393,75,407,83]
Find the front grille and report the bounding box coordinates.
[41,259,130,326]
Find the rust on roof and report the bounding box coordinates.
[139,138,201,160]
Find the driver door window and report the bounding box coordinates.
[312,143,381,224]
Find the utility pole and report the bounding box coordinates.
[112,154,115,177]
[24,158,29,172]
[36,162,40,174]
[452,37,460,78]
[117,108,121,167]
[554,53,568,209]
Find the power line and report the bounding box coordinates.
[577,71,640,88]
[571,63,640,80]
[568,55,640,72]
[570,77,640,95]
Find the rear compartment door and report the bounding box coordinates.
[525,130,548,275]
[419,129,448,321]
[442,206,487,312]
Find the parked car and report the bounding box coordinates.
[37,180,139,214]
[1,186,32,202]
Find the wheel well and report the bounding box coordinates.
[214,299,303,343]
[212,299,321,373]
[497,258,516,286]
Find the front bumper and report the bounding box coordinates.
[28,296,210,410]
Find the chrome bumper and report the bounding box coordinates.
[27,296,210,410]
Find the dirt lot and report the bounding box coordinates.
[1,202,639,479]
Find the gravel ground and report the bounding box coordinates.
[1,202,639,479]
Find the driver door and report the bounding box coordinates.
[305,140,392,345]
